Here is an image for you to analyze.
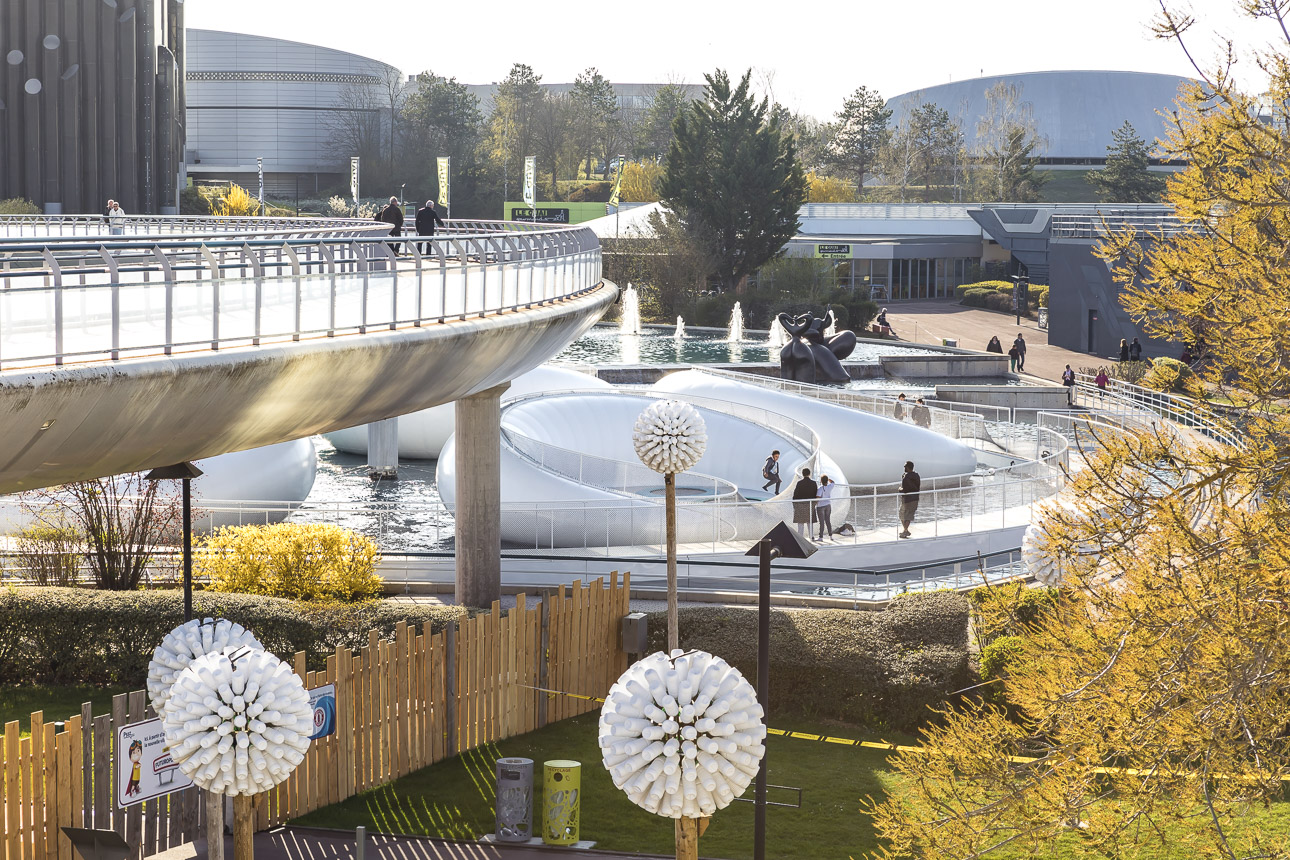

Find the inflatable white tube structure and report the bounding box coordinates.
[437,390,829,548]
[324,365,612,460]
[651,370,976,484]
[0,438,317,534]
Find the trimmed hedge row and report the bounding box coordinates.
[0,588,465,687]
[955,280,1050,312]
[646,592,971,730]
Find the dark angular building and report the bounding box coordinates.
[0,0,186,214]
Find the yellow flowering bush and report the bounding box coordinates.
[199,523,383,603]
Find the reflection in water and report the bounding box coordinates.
[553,329,944,366]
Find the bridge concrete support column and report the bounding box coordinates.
[454,382,510,607]
[367,417,399,479]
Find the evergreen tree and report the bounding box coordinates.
[571,68,619,179]
[400,72,485,210]
[1091,120,1166,202]
[828,86,891,195]
[660,69,807,293]
[487,64,543,201]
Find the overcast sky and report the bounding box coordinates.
[186,0,1272,120]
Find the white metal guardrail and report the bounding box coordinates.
[0,219,602,369]
[1072,372,1240,448]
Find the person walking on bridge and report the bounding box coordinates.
[415,200,446,255]
[377,196,404,254]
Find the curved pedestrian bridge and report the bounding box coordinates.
[0,215,613,493]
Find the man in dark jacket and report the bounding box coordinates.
[415,200,446,254]
[899,460,921,539]
[376,196,404,254]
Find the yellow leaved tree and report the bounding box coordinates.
[619,161,664,203]
[864,4,1290,858]
[806,171,856,203]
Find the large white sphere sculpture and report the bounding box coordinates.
[147,618,265,717]
[632,400,708,475]
[162,647,313,796]
[598,650,766,819]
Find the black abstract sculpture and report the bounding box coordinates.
[778,311,857,385]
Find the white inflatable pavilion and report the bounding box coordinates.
[325,365,612,460]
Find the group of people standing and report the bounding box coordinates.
[103,199,125,235]
[375,197,445,253]
[762,451,922,542]
[985,332,1028,372]
[1118,337,1144,362]
[891,393,932,428]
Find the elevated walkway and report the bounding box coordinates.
[0,217,611,493]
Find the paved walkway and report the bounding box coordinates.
[157,827,668,860]
[882,301,1102,384]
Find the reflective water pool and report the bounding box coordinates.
[552,328,950,366]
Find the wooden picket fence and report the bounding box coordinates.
[0,574,631,860]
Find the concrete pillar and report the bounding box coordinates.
[367,417,398,479]
[455,382,509,607]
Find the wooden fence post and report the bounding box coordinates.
[538,597,550,729]
[444,622,457,757]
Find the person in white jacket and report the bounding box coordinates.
[816,475,838,541]
[107,201,126,235]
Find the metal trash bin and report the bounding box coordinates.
[942,338,958,348]
[543,760,581,845]
[495,757,533,843]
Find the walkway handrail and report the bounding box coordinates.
[0,221,603,370]
[1072,372,1240,448]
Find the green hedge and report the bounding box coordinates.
[0,588,465,687]
[646,592,970,730]
[956,280,1049,313]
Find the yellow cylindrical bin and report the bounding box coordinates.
[543,760,581,845]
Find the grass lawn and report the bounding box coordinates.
[293,712,909,859]
[0,685,130,737]
[1036,169,1100,203]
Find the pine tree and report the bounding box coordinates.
[660,69,806,293]
[1091,120,1166,202]
[827,86,891,195]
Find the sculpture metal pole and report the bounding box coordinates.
[666,472,678,651]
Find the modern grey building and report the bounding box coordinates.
[886,70,1197,165]
[185,29,402,198]
[0,0,186,214]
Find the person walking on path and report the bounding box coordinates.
[1007,342,1020,373]
[1062,364,1076,405]
[815,475,837,541]
[1130,337,1143,361]
[414,199,445,254]
[761,450,781,495]
[1013,333,1027,372]
[107,200,125,235]
[377,196,404,254]
[1095,367,1109,399]
[792,468,819,539]
[899,460,921,539]
[986,335,1003,353]
[912,397,931,428]
[1119,339,1129,362]
[893,393,907,422]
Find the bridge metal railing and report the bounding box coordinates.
[0,219,603,370]
[1071,372,1239,447]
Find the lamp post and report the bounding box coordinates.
[744,521,815,860]
[1011,274,1029,327]
[144,462,204,622]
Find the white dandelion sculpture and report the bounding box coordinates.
[600,650,765,819]
[147,618,265,716]
[632,399,708,475]
[161,647,313,796]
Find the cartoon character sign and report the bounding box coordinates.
[125,740,143,797]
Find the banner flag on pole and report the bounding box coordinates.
[350,157,360,207]
[436,157,451,212]
[608,160,625,210]
[522,156,537,210]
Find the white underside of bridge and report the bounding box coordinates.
[0,281,616,493]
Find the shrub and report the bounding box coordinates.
[978,634,1026,705]
[646,592,971,729]
[200,523,382,603]
[1142,356,1203,395]
[969,582,1059,649]
[566,181,611,202]
[0,198,40,215]
[954,280,1013,298]
[179,186,210,215]
[0,588,465,686]
[12,523,81,586]
[1031,285,1050,308]
[215,183,262,216]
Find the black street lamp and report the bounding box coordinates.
[744,521,816,860]
[1011,274,1029,326]
[145,462,204,622]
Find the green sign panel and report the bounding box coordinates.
[815,243,852,259]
